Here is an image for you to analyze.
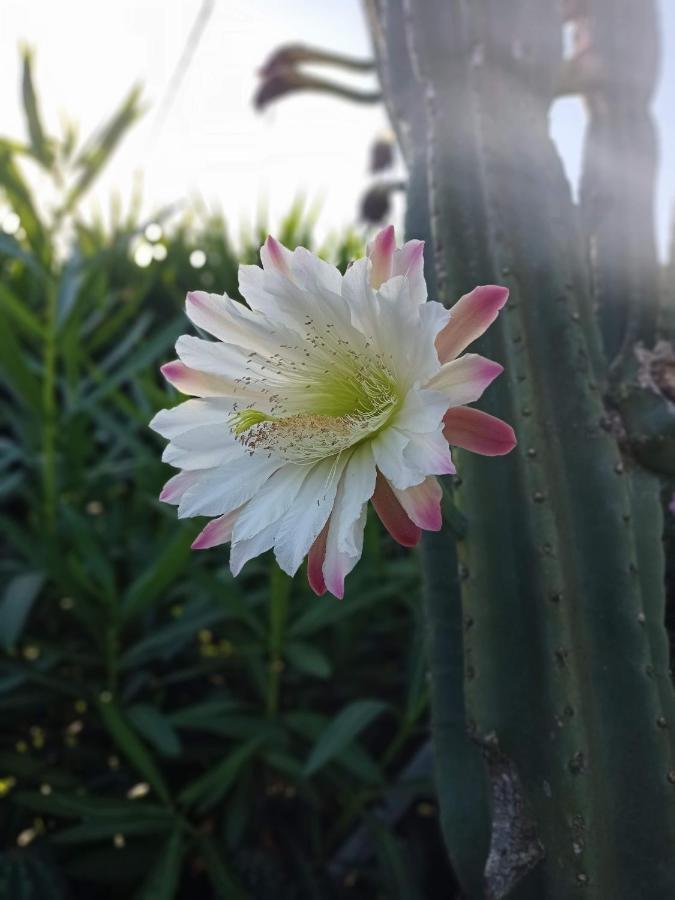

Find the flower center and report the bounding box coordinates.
[231,356,400,463]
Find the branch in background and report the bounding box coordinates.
[259,43,375,78]
[254,43,380,111]
[359,179,405,225]
[369,133,396,173]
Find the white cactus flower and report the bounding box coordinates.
[150,227,515,598]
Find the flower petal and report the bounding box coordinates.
[371,473,421,547]
[323,506,366,600]
[435,285,509,364]
[231,464,310,542]
[149,398,233,439]
[273,455,348,577]
[392,240,426,303]
[393,476,443,531]
[160,361,236,398]
[261,235,293,275]
[307,524,328,596]
[371,427,424,490]
[185,290,300,354]
[230,520,278,576]
[403,430,456,476]
[367,225,395,289]
[319,443,376,597]
[177,455,280,518]
[159,470,204,504]
[395,388,449,435]
[192,508,241,549]
[425,354,503,406]
[443,406,517,456]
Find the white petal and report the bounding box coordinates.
[230,520,278,576]
[177,454,280,518]
[159,470,205,505]
[175,335,254,379]
[162,442,239,471]
[186,290,301,354]
[149,399,233,440]
[231,463,311,542]
[192,507,242,549]
[333,444,377,555]
[273,455,348,576]
[290,246,343,296]
[322,444,376,597]
[402,429,456,476]
[371,427,425,490]
[392,240,426,303]
[394,388,449,435]
[341,258,380,339]
[399,301,450,387]
[323,506,367,599]
[424,354,503,406]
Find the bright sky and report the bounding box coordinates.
[0,0,673,257]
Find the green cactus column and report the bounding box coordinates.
[368,0,675,897]
[570,0,661,360]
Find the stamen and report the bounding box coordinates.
[229,322,401,463]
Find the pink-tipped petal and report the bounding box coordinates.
[443,406,517,456]
[393,240,424,277]
[307,524,328,596]
[159,470,202,505]
[368,225,396,289]
[371,473,421,548]
[426,354,504,407]
[392,240,426,303]
[160,361,232,398]
[261,235,291,275]
[435,285,509,364]
[191,509,240,550]
[393,477,443,531]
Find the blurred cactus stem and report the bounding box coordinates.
[367,1,675,898]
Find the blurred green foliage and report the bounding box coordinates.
[0,50,453,898]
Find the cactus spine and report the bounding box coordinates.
[368,1,675,897]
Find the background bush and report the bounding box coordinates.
[0,52,456,899]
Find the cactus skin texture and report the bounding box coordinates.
[367,1,675,897]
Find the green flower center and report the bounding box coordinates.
[231,359,401,463]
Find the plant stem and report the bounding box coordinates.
[42,281,57,533]
[266,565,291,717]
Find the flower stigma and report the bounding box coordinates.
[230,345,401,464]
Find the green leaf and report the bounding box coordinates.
[179,736,264,812]
[369,820,426,900]
[303,700,389,777]
[127,704,182,758]
[120,603,228,669]
[0,572,45,650]
[14,790,167,820]
[64,85,145,212]
[122,527,195,621]
[52,817,173,845]
[0,145,48,260]
[20,46,53,167]
[99,700,171,804]
[199,837,247,900]
[0,301,42,411]
[136,829,184,900]
[284,641,332,678]
[56,251,83,326]
[0,281,44,338]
